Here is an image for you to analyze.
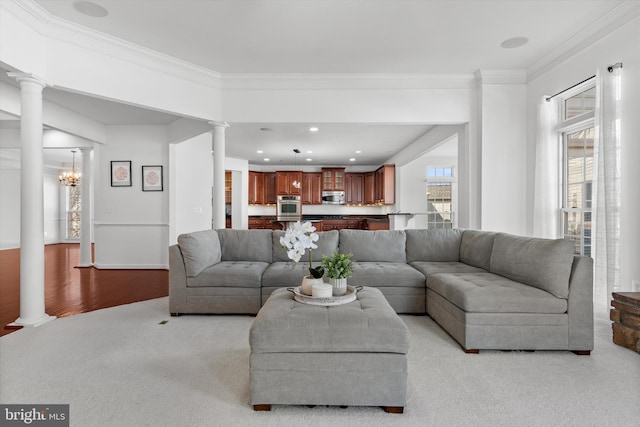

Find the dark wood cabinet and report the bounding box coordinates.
[264,172,277,205]
[248,171,264,205]
[322,168,345,191]
[276,171,302,195]
[225,171,232,205]
[375,164,395,205]
[345,173,365,205]
[302,172,322,205]
[364,172,376,205]
[249,217,275,229]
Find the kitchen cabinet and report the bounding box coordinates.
[375,164,395,205]
[345,173,365,205]
[276,171,302,195]
[302,172,322,205]
[248,171,264,205]
[264,172,277,205]
[322,168,345,191]
[321,219,347,231]
[362,219,389,230]
[225,171,232,204]
[364,172,376,205]
[248,217,276,229]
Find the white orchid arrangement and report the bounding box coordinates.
[280,221,324,278]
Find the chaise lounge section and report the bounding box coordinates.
[169,228,593,353]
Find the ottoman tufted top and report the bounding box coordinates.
[250,287,409,354]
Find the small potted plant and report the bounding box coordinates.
[280,221,324,295]
[321,250,353,296]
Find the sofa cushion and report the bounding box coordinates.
[490,233,575,299]
[459,230,495,270]
[177,230,221,277]
[405,229,463,262]
[350,262,425,288]
[272,230,339,262]
[409,261,487,278]
[217,229,272,263]
[427,272,568,313]
[187,261,269,288]
[339,229,406,263]
[262,262,314,288]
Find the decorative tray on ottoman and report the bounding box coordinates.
[288,285,361,306]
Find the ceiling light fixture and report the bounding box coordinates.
[309,127,319,132]
[500,37,529,49]
[292,149,301,189]
[59,150,81,187]
[73,1,109,18]
[349,158,356,162]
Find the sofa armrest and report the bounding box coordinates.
[567,255,594,351]
[169,244,187,315]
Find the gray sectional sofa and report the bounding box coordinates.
[169,228,593,353]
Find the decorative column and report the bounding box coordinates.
[78,147,93,267]
[210,121,229,230]
[7,73,55,327]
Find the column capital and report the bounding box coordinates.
[7,72,49,88]
[208,120,230,129]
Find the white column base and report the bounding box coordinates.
[8,314,56,328]
[76,262,93,268]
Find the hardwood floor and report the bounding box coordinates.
[0,243,168,337]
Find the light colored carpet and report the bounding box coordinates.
[1,297,638,427]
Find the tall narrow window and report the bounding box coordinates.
[562,127,594,256]
[426,166,455,229]
[559,85,595,255]
[66,185,81,240]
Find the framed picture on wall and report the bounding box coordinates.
[111,161,132,187]
[142,165,163,191]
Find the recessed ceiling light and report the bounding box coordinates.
[263,158,270,162]
[355,150,362,154]
[309,127,319,132]
[349,158,356,162]
[501,37,529,49]
[306,150,313,154]
[306,158,312,162]
[257,150,263,154]
[260,127,272,132]
[73,1,109,17]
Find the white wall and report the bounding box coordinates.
[93,126,170,268]
[526,16,640,296]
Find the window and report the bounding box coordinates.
[66,185,81,240]
[560,86,595,256]
[426,166,455,229]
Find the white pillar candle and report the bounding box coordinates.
[312,283,333,298]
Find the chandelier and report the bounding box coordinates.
[59,150,81,187]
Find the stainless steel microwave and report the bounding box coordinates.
[322,191,345,205]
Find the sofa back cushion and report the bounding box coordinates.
[272,229,339,262]
[490,233,575,298]
[406,229,463,262]
[177,230,221,277]
[217,229,272,263]
[460,230,495,270]
[339,230,406,262]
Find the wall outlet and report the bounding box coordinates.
[193,207,203,213]
[633,279,640,292]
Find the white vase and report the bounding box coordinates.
[301,275,324,296]
[330,278,348,296]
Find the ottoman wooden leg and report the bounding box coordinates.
[383,406,404,414]
[253,404,271,411]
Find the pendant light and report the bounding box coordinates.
[292,148,301,189]
[59,150,81,187]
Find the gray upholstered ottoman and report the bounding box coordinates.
[249,286,409,413]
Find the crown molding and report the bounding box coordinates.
[475,70,527,85]
[221,73,476,91]
[5,0,221,88]
[527,1,640,82]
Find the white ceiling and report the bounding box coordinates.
[4,0,632,166]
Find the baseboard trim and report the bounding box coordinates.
[92,263,169,270]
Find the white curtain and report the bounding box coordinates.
[532,96,559,238]
[592,66,622,313]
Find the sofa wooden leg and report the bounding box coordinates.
[170,313,181,317]
[253,404,271,411]
[572,350,591,356]
[464,348,480,354]
[383,406,404,414]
